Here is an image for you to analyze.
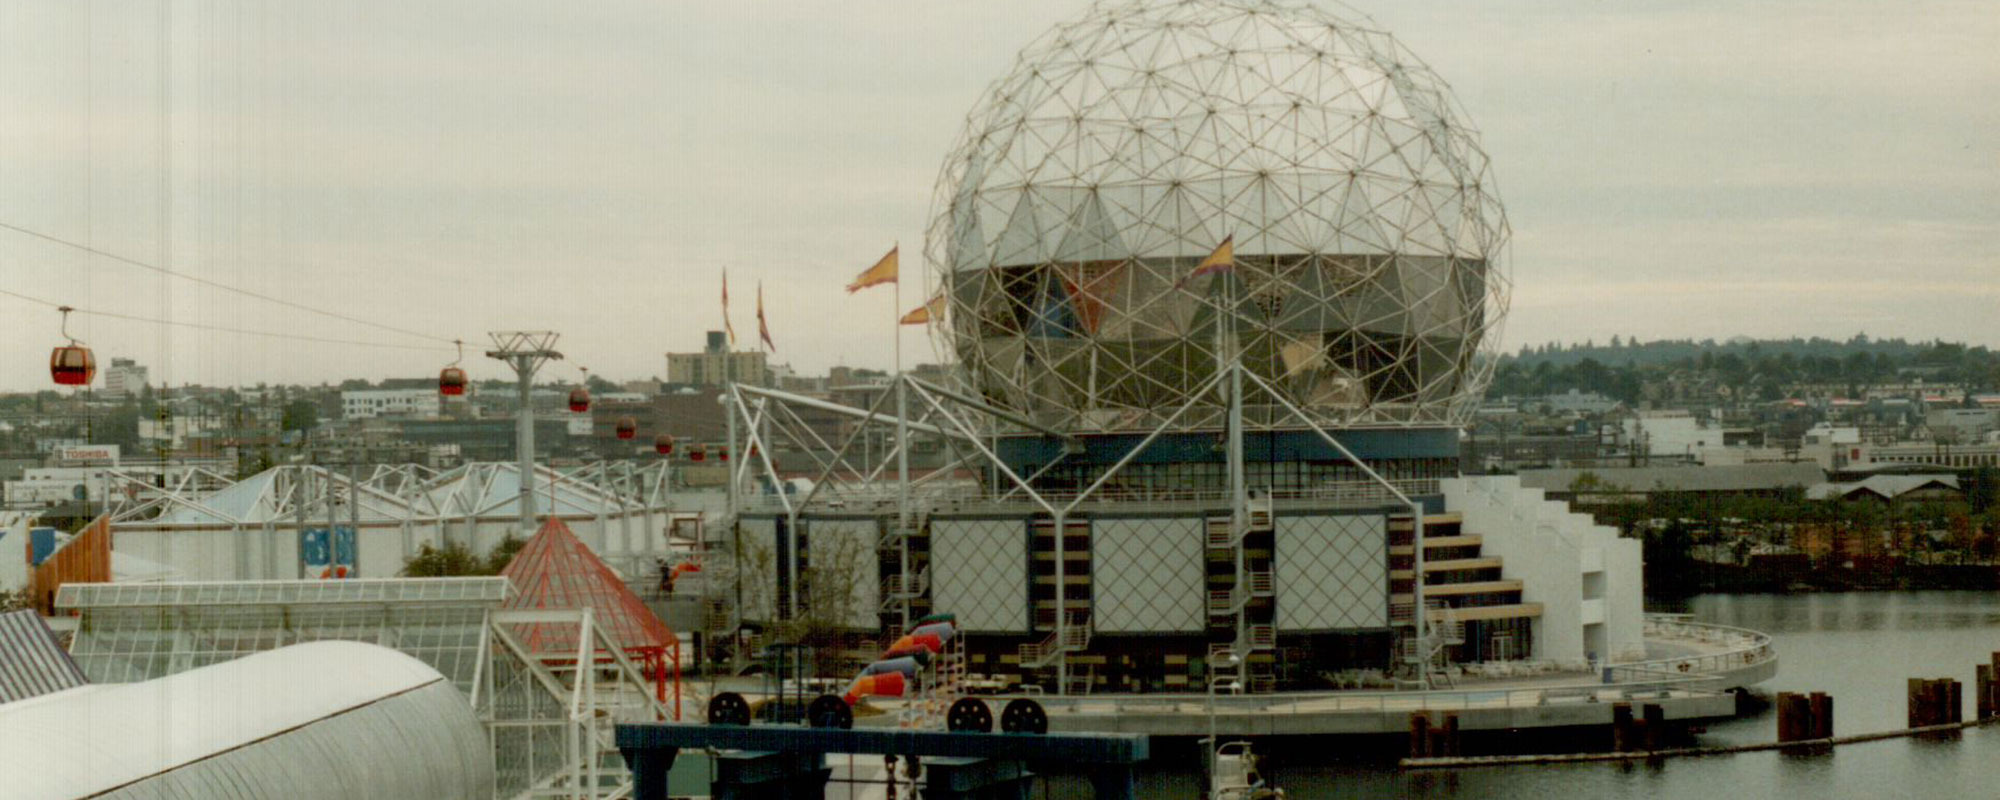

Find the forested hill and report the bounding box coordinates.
[1490,336,2000,403]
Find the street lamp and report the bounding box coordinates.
[1207,648,1242,791]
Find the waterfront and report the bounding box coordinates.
[1023,591,2000,799]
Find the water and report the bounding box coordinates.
[1049,591,2000,798]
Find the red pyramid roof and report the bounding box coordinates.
[500,516,676,656]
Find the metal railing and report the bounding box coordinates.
[983,676,1727,718]
[1606,614,1777,683]
[742,478,1443,515]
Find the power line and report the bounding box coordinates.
[0,286,455,353]
[0,219,458,345]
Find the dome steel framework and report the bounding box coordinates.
[924,0,1510,434]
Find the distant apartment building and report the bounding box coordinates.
[1533,389,1621,415]
[1859,442,2000,470]
[101,358,148,399]
[1924,408,1997,445]
[666,330,771,387]
[1624,409,1722,464]
[340,389,441,420]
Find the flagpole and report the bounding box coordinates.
[894,245,911,563]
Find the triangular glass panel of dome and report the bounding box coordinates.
[1053,191,1130,264]
[1152,183,1226,259]
[992,188,1063,268]
[950,200,990,273]
[949,154,992,271]
[1330,176,1391,253]
[1185,269,1251,339]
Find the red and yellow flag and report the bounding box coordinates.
[1176,235,1235,288]
[756,281,776,351]
[848,245,899,293]
[900,292,946,325]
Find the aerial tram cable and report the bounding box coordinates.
[1,288,455,354]
[0,219,460,346]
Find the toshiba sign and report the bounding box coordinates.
[55,446,120,464]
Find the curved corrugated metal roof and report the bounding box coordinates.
[0,640,493,800]
[0,610,86,704]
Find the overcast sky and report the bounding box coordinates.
[1,0,1995,392]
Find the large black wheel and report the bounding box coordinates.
[807,694,854,730]
[1000,698,1047,734]
[707,692,752,726]
[947,697,994,733]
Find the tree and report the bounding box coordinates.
[281,399,319,432]
[401,540,488,577]
[486,535,527,573]
[1969,466,1997,514]
[401,536,524,577]
[784,529,874,676]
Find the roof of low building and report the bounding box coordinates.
[0,609,87,705]
[1807,474,1962,501]
[0,641,491,799]
[1518,462,1828,494]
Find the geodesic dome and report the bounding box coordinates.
[924,0,1509,433]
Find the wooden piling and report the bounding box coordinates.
[1909,678,1925,728]
[1440,712,1461,758]
[1610,702,1633,753]
[1409,712,1431,759]
[1642,703,1665,752]
[1947,679,1963,724]
[1977,665,1992,722]
[1784,692,1816,744]
[1810,692,1834,740]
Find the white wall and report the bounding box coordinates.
[1442,475,1647,665]
[1444,476,1586,664]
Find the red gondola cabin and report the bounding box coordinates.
[654,434,675,455]
[568,387,591,413]
[616,416,638,440]
[50,345,95,387]
[438,367,467,396]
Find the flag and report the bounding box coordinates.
[756,282,776,351]
[1176,235,1235,288]
[722,271,737,346]
[848,245,899,293]
[900,292,946,325]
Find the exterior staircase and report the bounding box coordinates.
[1018,614,1091,670]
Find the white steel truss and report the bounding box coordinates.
[717,359,1435,691]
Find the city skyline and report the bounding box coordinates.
[0,0,1994,392]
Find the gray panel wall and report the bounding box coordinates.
[804,517,880,630]
[1274,514,1388,631]
[929,518,1028,634]
[1091,517,1205,633]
